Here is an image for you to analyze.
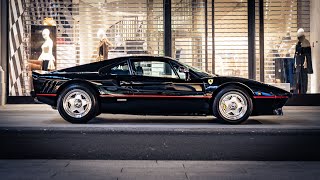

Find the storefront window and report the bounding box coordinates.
[8,0,314,97]
[214,0,248,78]
[264,0,313,94]
[8,0,163,96]
[171,0,210,72]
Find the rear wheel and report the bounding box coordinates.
[57,84,98,123]
[213,86,253,124]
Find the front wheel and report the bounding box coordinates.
[213,87,253,124]
[57,84,98,124]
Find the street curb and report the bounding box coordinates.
[1,126,320,161]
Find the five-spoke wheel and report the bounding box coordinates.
[57,84,98,123]
[62,89,92,119]
[213,86,252,124]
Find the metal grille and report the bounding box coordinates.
[214,0,248,78]
[77,0,164,64]
[24,0,76,70]
[171,0,216,73]
[172,0,209,72]
[9,0,311,96]
[18,0,164,95]
[264,0,298,84]
[23,0,164,68]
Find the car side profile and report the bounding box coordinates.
[32,55,291,124]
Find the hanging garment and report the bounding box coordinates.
[283,57,295,88]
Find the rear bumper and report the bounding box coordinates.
[32,93,57,106]
[30,91,36,98]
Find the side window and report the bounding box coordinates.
[132,60,178,79]
[103,61,130,75]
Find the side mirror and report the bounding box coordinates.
[178,66,189,73]
[178,66,191,81]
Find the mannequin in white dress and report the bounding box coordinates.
[38,28,55,70]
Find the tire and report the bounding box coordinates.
[57,84,98,124]
[213,86,253,124]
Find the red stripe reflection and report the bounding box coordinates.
[36,94,57,97]
[253,96,288,99]
[100,94,211,99]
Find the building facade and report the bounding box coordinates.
[0,0,319,103]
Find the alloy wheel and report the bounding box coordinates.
[62,89,92,119]
[218,91,248,121]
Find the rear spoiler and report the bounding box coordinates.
[32,70,50,79]
[32,70,49,75]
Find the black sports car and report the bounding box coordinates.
[32,55,291,124]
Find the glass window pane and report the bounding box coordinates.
[109,62,130,75]
[133,61,178,79]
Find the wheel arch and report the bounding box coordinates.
[210,82,254,124]
[55,79,101,107]
[209,82,255,111]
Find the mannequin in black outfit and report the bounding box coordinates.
[294,28,313,94]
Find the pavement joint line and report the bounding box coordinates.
[185,172,189,180]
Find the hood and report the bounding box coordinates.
[212,76,291,96]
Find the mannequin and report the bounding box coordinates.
[294,28,313,94]
[97,29,113,61]
[38,29,55,71]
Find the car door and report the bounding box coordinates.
[98,60,136,113]
[128,58,209,114]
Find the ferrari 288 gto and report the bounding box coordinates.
[32,55,291,124]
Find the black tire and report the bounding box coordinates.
[57,84,98,124]
[213,86,253,124]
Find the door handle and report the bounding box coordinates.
[163,82,173,85]
[119,81,132,86]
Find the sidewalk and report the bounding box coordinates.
[1,160,320,180]
[0,105,320,129]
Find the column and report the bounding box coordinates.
[163,0,172,57]
[248,0,256,80]
[310,0,320,93]
[0,0,8,105]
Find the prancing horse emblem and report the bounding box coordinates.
[208,79,213,85]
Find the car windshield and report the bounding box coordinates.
[176,61,216,78]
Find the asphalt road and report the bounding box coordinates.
[0,105,320,160]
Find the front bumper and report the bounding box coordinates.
[252,95,289,116]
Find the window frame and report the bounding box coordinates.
[129,58,181,79]
[98,60,133,76]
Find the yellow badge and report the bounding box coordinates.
[208,79,213,85]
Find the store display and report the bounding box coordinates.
[30,25,57,71]
[273,33,295,91]
[97,29,113,61]
[294,28,313,94]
